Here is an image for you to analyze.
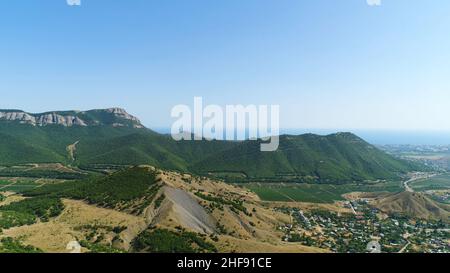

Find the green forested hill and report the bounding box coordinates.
[0,109,425,183]
[75,132,241,170]
[191,133,424,183]
[0,123,144,165]
[25,166,158,208]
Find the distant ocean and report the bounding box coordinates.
[281,129,450,146]
[151,127,450,146]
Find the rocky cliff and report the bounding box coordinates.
[0,108,144,128]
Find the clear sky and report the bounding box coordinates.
[1,0,450,131]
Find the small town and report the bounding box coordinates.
[276,199,450,253]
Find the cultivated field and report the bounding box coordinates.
[410,174,450,192]
[245,181,403,203]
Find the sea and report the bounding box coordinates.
[151,127,450,146]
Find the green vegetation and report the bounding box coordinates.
[132,228,217,253]
[154,194,166,209]
[79,240,125,253]
[0,196,64,222]
[0,178,67,193]
[195,191,249,215]
[75,131,424,184]
[25,166,158,208]
[0,211,35,230]
[132,183,163,215]
[0,238,43,253]
[0,168,85,180]
[0,115,426,184]
[0,122,149,166]
[0,196,63,231]
[191,133,425,183]
[247,181,403,203]
[410,174,450,191]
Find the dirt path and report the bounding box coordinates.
[66,141,80,161]
[404,179,415,193]
[24,164,39,171]
[35,178,49,188]
[0,179,17,190]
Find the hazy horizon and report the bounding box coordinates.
[151,127,450,146]
[2,1,450,132]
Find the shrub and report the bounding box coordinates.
[132,229,217,253]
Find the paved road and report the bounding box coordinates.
[403,173,437,193]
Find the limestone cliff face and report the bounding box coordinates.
[105,108,142,125]
[0,108,144,128]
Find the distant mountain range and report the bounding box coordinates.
[0,108,144,128]
[0,108,426,183]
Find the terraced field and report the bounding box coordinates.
[245,181,404,203]
[0,164,88,194]
[0,178,66,193]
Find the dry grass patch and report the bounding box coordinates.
[2,199,147,253]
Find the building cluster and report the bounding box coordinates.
[276,200,450,253]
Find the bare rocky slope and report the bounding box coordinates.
[372,191,450,222]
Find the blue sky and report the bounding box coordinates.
[1,0,450,131]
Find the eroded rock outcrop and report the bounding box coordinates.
[0,108,143,128]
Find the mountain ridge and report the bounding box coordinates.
[0,107,427,183]
[190,132,423,183]
[0,108,144,128]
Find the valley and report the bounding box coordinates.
[0,165,326,253]
[0,108,448,254]
[0,163,448,253]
